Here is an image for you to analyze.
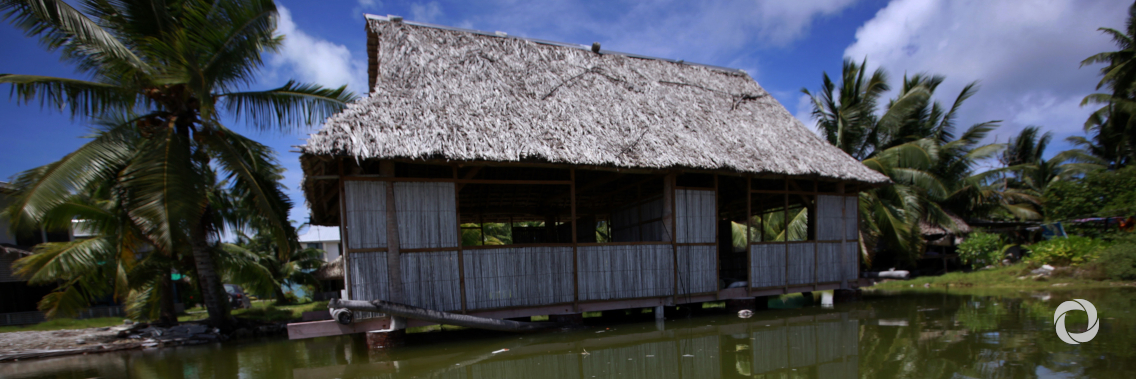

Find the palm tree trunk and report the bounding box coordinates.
[190,224,231,329]
[159,268,179,326]
[274,286,290,305]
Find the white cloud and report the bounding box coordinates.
[460,0,857,66]
[843,0,1128,154]
[410,1,443,23]
[358,0,381,9]
[272,6,368,94]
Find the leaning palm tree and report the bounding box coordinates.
[1,0,356,328]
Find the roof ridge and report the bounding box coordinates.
[363,13,748,76]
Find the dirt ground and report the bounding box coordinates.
[0,326,137,354]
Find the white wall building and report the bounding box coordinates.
[298,225,341,262]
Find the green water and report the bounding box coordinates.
[4,288,1136,378]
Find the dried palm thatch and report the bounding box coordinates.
[920,211,972,237]
[300,15,888,186]
[314,255,343,281]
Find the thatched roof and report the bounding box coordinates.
[920,211,972,236]
[299,15,888,185]
[314,255,343,281]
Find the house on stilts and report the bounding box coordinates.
[291,15,889,337]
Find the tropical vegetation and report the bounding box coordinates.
[0,0,355,328]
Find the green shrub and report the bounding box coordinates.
[1096,238,1136,280]
[958,232,1004,268]
[1024,236,1109,266]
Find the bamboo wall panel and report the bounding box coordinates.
[787,243,815,285]
[611,196,664,242]
[751,325,788,374]
[845,196,858,240]
[0,252,20,283]
[816,243,842,283]
[845,242,859,281]
[817,195,844,241]
[344,181,388,249]
[394,182,458,249]
[347,251,389,319]
[675,189,715,243]
[401,251,462,311]
[749,244,785,288]
[462,246,574,310]
[788,325,818,368]
[577,244,674,300]
[469,353,581,379]
[676,245,717,294]
[581,340,680,379]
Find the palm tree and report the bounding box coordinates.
[221,228,323,305]
[1079,1,1136,168]
[803,62,1014,262]
[1000,126,1104,218]
[1,0,356,328]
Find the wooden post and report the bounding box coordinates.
[338,158,352,300]
[664,172,677,302]
[813,180,819,291]
[570,168,579,311]
[837,182,847,288]
[455,166,467,313]
[713,174,720,299]
[746,175,752,292]
[380,161,404,305]
[783,176,789,293]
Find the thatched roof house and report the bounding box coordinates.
[300,15,886,225]
[290,15,884,333]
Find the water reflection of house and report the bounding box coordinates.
[296,14,887,332]
[293,312,863,379]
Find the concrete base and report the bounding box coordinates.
[834,289,862,303]
[725,298,756,312]
[365,329,405,350]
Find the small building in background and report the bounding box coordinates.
[298,225,342,262]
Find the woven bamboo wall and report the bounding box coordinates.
[394,182,458,249]
[845,196,858,240]
[347,250,389,316]
[577,244,674,300]
[463,246,575,310]
[676,245,717,294]
[845,242,859,281]
[817,242,842,283]
[750,244,786,288]
[817,195,844,240]
[344,181,388,249]
[787,243,815,285]
[401,251,462,311]
[675,189,715,243]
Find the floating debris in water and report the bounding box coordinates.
[492,348,510,354]
[738,310,753,318]
[682,354,694,357]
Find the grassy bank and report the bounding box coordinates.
[1,300,331,334]
[869,264,1129,290]
[0,317,125,334]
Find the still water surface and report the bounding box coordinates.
[4,288,1136,378]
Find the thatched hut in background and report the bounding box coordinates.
[296,15,888,333]
[919,212,972,273]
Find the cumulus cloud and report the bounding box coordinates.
[456,0,856,66]
[843,0,1128,152]
[272,6,368,94]
[411,1,443,23]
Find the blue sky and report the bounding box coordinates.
[0,0,1129,224]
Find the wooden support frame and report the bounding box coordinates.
[455,166,468,313]
[380,161,404,304]
[745,174,752,291]
[338,158,352,300]
[570,168,580,311]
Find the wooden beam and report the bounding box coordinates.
[381,161,404,304]
[454,166,483,192]
[338,158,351,300]
[570,168,579,312]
